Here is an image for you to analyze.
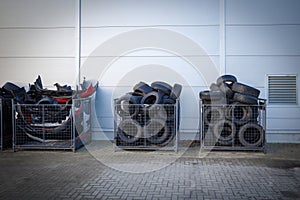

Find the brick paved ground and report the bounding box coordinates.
[0,143,299,200]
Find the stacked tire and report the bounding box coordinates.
[200,75,265,147]
[115,81,182,147]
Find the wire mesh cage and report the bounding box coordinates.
[13,97,92,152]
[0,99,2,150]
[114,100,179,151]
[73,97,92,150]
[200,99,266,151]
[0,98,14,151]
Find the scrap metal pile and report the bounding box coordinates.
[0,76,96,144]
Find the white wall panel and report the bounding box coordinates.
[81,27,219,57]
[226,26,300,56]
[267,119,300,131]
[226,56,300,88]
[268,107,300,119]
[0,58,76,87]
[0,29,75,57]
[226,0,300,25]
[83,55,219,134]
[82,0,219,27]
[0,0,75,28]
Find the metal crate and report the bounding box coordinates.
[0,99,2,150]
[114,100,179,151]
[0,99,14,151]
[13,97,92,152]
[200,99,266,151]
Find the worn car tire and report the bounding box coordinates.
[151,81,172,95]
[204,106,225,126]
[213,119,236,145]
[155,123,175,146]
[148,104,168,121]
[170,83,182,100]
[219,83,234,99]
[163,95,176,104]
[238,123,264,147]
[232,82,260,98]
[233,93,258,105]
[116,93,142,117]
[117,119,142,144]
[145,119,170,144]
[216,75,237,86]
[210,83,220,91]
[141,91,164,105]
[199,90,223,101]
[225,103,253,125]
[133,82,153,95]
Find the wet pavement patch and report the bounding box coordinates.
[280,191,300,199]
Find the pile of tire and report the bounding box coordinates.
[199,75,265,147]
[115,81,182,147]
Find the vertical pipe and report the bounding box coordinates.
[220,0,226,75]
[12,99,15,152]
[76,0,82,88]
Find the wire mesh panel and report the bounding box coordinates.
[1,99,14,151]
[13,103,74,150]
[0,99,2,150]
[73,97,92,150]
[200,100,266,151]
[13,97,92,152]
[114,100,179,151]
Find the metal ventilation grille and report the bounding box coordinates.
[268,75,297,104]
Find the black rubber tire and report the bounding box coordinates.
[145,119,170,144]
[210,97,228,105]
[232,82,260,98]
[148,104,168,121]
[219,83,234,99]
[209,83,220,91]
[233,93,258,105]
[199,90,223,101]
[155,122,175,147]
[238,123,264,147]
[116,93,142,117]
[141,91,164,105]
[163,96,176,104]
[133,82,153,95]
[201,99,211,105]
[203,106,225,126]
[151,81,172,96]
[117,119,142,144]
[127,91,144,96]
[225,103,253,125]
[251,106,259,122]
[216,75,237,86]
[213,119,236,145]
[162,96,176,121]
[170,83,182,100]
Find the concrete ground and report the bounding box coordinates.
[0,142,299,200]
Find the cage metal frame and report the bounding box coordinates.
[200,99,266,152]
[114,99,180,152]
[13,97,92,152]
[0,99,2,151]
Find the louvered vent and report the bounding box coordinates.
[268,75,297,104]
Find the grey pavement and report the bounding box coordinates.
[0,142,299,200]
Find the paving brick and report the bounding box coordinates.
[0,145,300,200]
